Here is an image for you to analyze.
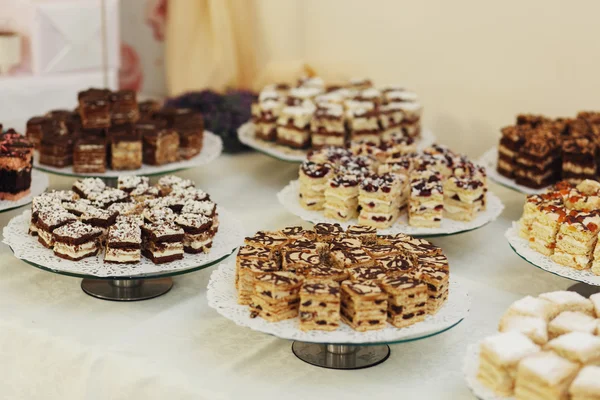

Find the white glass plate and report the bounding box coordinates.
[277,180,504,237]
[33,131,223,178]
[238,122,437,163]
[207,259,470,344]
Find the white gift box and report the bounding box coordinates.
[31,0,120,75]
[0,69,118,130]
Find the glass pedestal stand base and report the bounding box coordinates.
[81,277,173,301]
[568,282,600,298]
[291,342,391,370]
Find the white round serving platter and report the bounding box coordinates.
[238,122,437,163]
[0,169,49,213]
[207,259,470,344]
[2,207,244,278]
[505,222,600,286]
[463,342,513,400]
[33,131,223,178]
[478,147,547,195]
[277,180,505,237]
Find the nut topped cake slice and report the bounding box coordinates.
[340,280,388,332]
[141,221,184,264]
[250,271,304,322]
[52,220,102,261]
[0,130,34,200]
[299,280,341,331]
[105,216,142,263]
[380,275,428,328]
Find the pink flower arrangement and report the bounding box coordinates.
[145,0,168,42]
[119,42,143,91]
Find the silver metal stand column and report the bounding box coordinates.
[292,342,390,370]
[567,283,600,298]
[81,277,173,301]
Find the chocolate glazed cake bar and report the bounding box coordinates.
[562,137,598,184]
[138,119,180,165]
[514,129,561,188]
[0,130,34,200]
[105,216,142,264]
[52,220,102,261]
[108,124,142,170]
[73,136,107,173]
[142,221,184,264]
[78,88,111,129]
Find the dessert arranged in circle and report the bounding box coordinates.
[28,175,218,264]
[26,88,204,173]
[497,111,600,189]
[236,223,449,332]
[298,144,487,228]
[251,76,422,150]
[473,290,600,399]
[0,126,34,200]
[518,179,600,274]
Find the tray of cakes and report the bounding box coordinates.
[2,175,243,278]
[481,112,600,194]
[463,290,600,400]
[0,126,49,212]
[507,179,600,286]
[207,223,470,344]
[238,76,435,162]
[24,89,222,178]
[278,144,504,236]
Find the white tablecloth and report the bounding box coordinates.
[0,153,571,399]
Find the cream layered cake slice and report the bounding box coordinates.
[411,266,449,314]
[276,104,314,149]
[569,365,600,400]
[548,311,598,339]
[236,258,280,305]
[281,248,321,274]
[141,221,184,264]
[443,175,486,222]
[253,99,284,142]
[497,125,530,179]
[244,231,289,251]
[380,275,428,328]
[375,253,417,276]
[545,331,600,365]
[310,103,346,149]
[299,280,341,331]
[501,296,559,323]
[328,247,375,270]
[346,106,381,145]
[379,102,405,141]
[105,216,142,264]
[562,137,598,184]
[477,332,541,396]
[380,233,443,257]
[514,352,578,400]
[358,174,403,228]
[419,254,449,272]
[324,173,360,221]
[303,265,349,283]
[551,210,600,270]
[345,225,378,244]
[380,135,417,158]
[498,315,549,345]
[35,207,77,248]
[409,171,444,228]
[52,220,102,261]
[298,161,334,211]
[347,265,389,283]
[249,271,304,322]
[80,207,118,242]
[528,203,567,257]
[340,280,388,332]
[175,213,215,254]
[538,291,594,316]
[563,180,600,211]
[235,245,273,289]
[313,222,344,242]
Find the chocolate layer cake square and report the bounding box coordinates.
[515,129,561,188]
[497,125,530,179]
[562,137,597,183]
[142,221,184,264]
[52,220,102,261]
[35,207,77,248]
[72,177,106,199]
[90,188,129,209]
[38,118,73,168]
[78,88,111,129]
[156,108,204,159]
[25,116,47,149]
[105,216,142,264]
[175,213,215,254]
[138,100,161,118]
[0,130,34,200]
[73,136,106,173]
[108,124,142,170]
[138,120,180,165]
[110,90,140,125]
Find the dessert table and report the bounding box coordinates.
[0,152,571,399]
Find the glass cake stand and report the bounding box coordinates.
[478,147,547,195]
[238,122,437,163]
[12,248,235,301]
[207,260,470,370]
[33,131,223,181]
[505,224,600,297]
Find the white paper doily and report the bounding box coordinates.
[2,207,244,278]
[505,222,600,286]
[463,342,513,400]
[0,169,49,213]
[478,147,547,195]
[277,180,505,236]
[238,122,437,163]
[207,259,470,344]
[33,131,223,178]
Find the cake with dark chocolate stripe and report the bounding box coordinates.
[52,220,102,261]
[299,280,341,331]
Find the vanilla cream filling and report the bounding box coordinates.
[105,248,140,262]
[184,237,212,249]
[38,229,54,246]
[151,242,183,257]
[54,241,97,257]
